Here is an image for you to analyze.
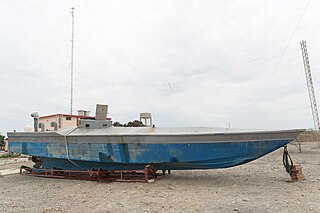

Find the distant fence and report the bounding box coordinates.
[295,131,320,142]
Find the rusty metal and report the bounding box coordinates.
[19,165,170,183]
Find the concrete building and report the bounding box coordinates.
[4,138,8,152]
[39,110,94,131]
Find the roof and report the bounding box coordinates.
[39,114,94,119]
[39,114,111,120]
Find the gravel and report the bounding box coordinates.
[0,142,319,213]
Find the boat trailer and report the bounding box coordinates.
[19,165,170,183]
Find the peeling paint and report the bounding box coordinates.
[47,143,65,158]
[9,139,293,170]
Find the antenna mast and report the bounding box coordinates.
[70,7,75,115]
[300,40,320,131]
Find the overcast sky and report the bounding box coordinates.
[1,0,320,135]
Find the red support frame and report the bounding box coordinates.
[19,166,170,183]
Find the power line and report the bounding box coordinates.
[240,0,312,127]
[262,0,312,93]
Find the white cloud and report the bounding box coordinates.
[1,0,320,135]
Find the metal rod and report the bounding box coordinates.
[70,7,75,115]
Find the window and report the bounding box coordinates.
[66,117,71,120]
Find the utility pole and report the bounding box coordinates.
[300,40,320,131]
[70,7,75,115]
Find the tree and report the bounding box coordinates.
[113,121,124,127]
[113,120,145,127]
[0,134,5,147]
[124,120,145,127]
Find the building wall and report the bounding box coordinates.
[4,139,8,152]
[39,115,78,131]
[60,116,78,128]
[39,115,57,131]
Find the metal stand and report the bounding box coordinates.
[291,138,302,153]
[19,165,170,183]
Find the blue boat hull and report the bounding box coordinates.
[9,139,291,170]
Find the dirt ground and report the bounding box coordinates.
[0,142,319,213]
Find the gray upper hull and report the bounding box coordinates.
[7,127,305,170]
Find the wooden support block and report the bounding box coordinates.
[290,164,306,181]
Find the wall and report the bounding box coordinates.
[39,115,78,131]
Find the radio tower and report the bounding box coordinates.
[69,7,75,115]
[300,40,320,131]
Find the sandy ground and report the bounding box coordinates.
[0,142,319,213]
